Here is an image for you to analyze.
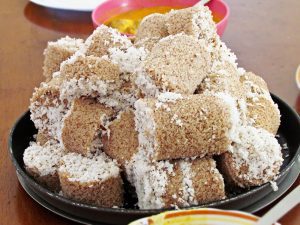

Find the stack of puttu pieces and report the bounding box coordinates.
[23,5,283,210]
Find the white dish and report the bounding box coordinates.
[30,0,106,11]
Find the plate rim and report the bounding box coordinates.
[29,0,106,11]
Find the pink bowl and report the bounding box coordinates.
[92,0,230,36]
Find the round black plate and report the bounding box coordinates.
[16,164,300,225]
[8,94,300,225]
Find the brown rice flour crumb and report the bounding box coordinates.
[23,141,64,192]
[83,25,132,57]
[141,34,211,95]
[43,36,84,81]
[240,72,269,91]
[36,131,51,146]
[241,72,280,134]
[246,97,280,134]
[127,155,225,209]
[134,37,161,52]
[30,76,67,141]
[58,152,123,207]
[134,92,240,161]
[61,98,115,156]
[135,13,168,42]
[102,109,138,169]
[196,72,245,99]
[219,126,283,188]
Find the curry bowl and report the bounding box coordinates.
[129,208,280,225]
[91,0,230,36]
[8,94,300,225]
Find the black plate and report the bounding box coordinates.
[8,94,300,225]
[15,164,300,225]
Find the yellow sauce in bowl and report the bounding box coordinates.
[104,6,180,35]
[103,6,223,35]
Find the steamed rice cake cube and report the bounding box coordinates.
[134,93,239,161]
[59,53,122,102]
[166,6,217,47]
[30,75,64,107]
[61,98,115,156]
[163,158,226,208]
[219,126,283,188]
[241,72,280,134]
[143,34,211,94]
[135,13,168,42]
[43,36,84,81]
[58,152,123,207]
[84,25,132,57]
[23,141,64,192]
[189,158,225,204]
[30,76,67,141]
[129,156,225,209]
[166,6,237,68]
[60,53,121,82]
[102,109,138,169]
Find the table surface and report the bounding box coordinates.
[0,0,299,224]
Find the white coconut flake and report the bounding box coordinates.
[180,160,197,206]
[171,114,183,127]
[237,67,246,76]
[231,126,283,186]
[155,93,184,125]
[135,71,160,97]
[134,99,157,156]
[59,152,119,183]
[46,36,84,54]
[23,141,64,176]
[213,92,240,141]
[59,77,110,105]
[270,181,279,191]
[126,151,173,209]
[191,5,217,53]
[124,99,181,209]
[157,92,183,103]
[30,94,68,141]
[108,46,147,74]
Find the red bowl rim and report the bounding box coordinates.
[91,0,230,31]
[213,0,230,31]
